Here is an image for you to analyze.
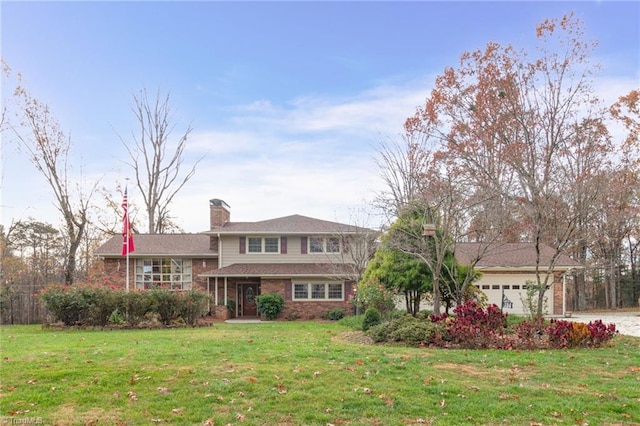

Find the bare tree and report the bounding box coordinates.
[122,88,203,234]
[11,84,97,285]
[329,208,380,285]
[373,132,436,223]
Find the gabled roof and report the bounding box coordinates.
[209,214,370,235]
[455,242,580,269]
[94,234,217,257]
[200,263,354,278]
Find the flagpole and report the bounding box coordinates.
[125,184,130,293]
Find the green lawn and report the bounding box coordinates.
[1,322,639,425]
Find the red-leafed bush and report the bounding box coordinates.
[426,300,508,349]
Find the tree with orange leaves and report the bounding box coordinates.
[403,13,615,316]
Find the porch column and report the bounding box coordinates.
[215,277,219,305]
[207,278,211,313]
[224,277,228,304]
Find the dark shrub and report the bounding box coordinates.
[86,286,121,327]
[324,308,345,321]
[362,307,382,331]
[366,314,443,345]
[390,320,440,346]
[122,291,152,326]
[177,290,210,326]
[41,285,108,326]
[256,293,285,320]
[41,285,82,326]
[148,289,180,325]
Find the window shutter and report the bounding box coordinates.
[344,281,353,301]
[285,281,292,301]
[239,236,246,254]
[281,237,287,254]
[301,236,307,254]
[342,237,350,253]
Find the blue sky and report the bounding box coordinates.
[2,1,639,232]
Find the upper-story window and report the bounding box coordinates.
[248,236,280,253]
[309,236,341,253]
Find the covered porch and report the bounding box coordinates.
[200,263,355,320]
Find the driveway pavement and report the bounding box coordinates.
[559,311,640,337]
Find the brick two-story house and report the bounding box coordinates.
[95,198,579,319]
[94,199,371,320]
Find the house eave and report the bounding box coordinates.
[474,265,583,272]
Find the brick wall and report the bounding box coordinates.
[260,278,353,320]
[100,257,216,291]
[552,272,563,315]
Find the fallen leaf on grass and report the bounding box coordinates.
[247,377,257,383]
[171,408,183,415]
[313,371,321,378]
[202,419,214,426]
[157,387,170,394]
[378,393,395,406]
[235,413,245,421]
[439,399,446,408]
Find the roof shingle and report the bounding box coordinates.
[455,242,579,269]
[94,234,217,257]
[209,214,370,234]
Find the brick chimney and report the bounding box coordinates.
[210,199,230,229]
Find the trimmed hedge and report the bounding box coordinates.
[40,285,210,327]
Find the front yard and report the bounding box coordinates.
[1,322,639,425]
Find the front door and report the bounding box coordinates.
[242,283,258,317]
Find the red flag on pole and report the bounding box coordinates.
[122,188,135,256]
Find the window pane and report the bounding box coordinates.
[294,284,308,299]
[310,237,324,253]
[265,237,279,253]
[326,237,340,253]
[328,284,342,299]
[248,237,262,253]
[311,283,325,299]
[171,259,182,273]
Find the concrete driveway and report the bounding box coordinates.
[561,311,640,337]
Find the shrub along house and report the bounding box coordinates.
[95,199,370,320]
